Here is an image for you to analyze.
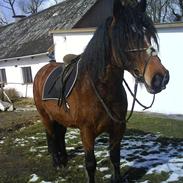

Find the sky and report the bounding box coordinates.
[0,0,64,24]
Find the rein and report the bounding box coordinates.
[123,46,156,121]
[90,45,156,123]
[90,75,155,123]
[123,78,155,121]
[90,77,123,124]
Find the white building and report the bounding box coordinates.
[0,0,111,97]
[0,0,183,114]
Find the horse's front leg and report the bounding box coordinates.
[80,128,96,183]
[109,123,126,183]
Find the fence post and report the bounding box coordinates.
[0,82,4,101]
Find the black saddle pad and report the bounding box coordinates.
[42,61,79,101]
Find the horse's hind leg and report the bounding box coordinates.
[37,108,67,168]
[109,123,126,183]
[46,122,68,168]
[53,122,68,166]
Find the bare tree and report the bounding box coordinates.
[0,0,17,16]
[18,0,48,14]
[169,0,183,21]
[146,0,183,22]
[146,0,171,23]
[0,10,8,25]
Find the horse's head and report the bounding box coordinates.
[110,0,169,94]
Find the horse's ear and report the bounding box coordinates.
[113,0,125,21]
[136,0,147,13]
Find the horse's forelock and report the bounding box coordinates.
[111,5,159,65]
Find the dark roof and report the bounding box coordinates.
[0,0,97,60]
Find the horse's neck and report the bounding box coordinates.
[100,64,124,84]
[97,64,124,98]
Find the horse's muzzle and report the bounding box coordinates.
[151,70,170,94]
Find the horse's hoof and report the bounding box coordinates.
[56,166,60,171]
[110,175,122,183]
[60,155,68,167]
[52,154,62,168]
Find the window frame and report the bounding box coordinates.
[21,66,33,84]
[0,68,7,84]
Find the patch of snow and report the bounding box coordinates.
[98,167,109,172]
[119,133,183,182]
[39,149,46,153]
[40,181,53,183]
[28,136,40,141]
[95,150,109,158]
[16,129,183,183]
[161,172,182,183]
[56,177,67,182]
[37,146,47,149]
[103,174,111,179]
[29,174,39,182]
[78,165,84,168]
[30,147,37,152]
[37,154,42,157]
[66,147,75,150]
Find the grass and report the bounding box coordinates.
[0,102,183,183]
[13,97,35,107]
[0,110,40,139]
[127,112,183,138]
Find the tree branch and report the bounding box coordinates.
[0,4,12,10]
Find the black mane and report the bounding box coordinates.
[80,3,158,82]
[80,17,112,82]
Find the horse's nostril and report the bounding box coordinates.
[151,71,169,92]
[151,74,163,91]
[162,70,170,86]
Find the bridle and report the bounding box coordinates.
[123,45,157,121]
[125,45,158,85]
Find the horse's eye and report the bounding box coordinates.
[134,69,140,77]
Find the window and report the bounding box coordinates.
[22,67,33,83]
[0,68,7,84]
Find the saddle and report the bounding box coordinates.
[63,54,79,65]
[42,54,81,111]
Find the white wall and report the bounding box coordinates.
[54,32,93,62]
[0,55,49,97]
[53,26,183,115]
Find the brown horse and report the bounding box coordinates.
[33,0,169,182]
